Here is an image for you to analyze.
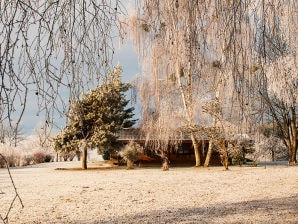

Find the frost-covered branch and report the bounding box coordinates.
[0,153,24,224]
[0,0,125,133]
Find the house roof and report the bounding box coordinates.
[117,128,208,141]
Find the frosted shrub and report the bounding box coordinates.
[255,135,288,162]
[44,154,53,162]
[0,135,55,167]
[0,153,21,167]
[0,154,6,168]
[8,153,22,167]
[228,144,245,166]
[102,150,110,160]
[20,155,34,166]
[227,138,255,166]
[33,150,46,164]
[119,141,143,169]
[0,146,22,167]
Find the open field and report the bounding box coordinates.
[1,161,297,224]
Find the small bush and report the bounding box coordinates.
[44,154,53,162]
[250,161,258,167]
[21,155,34,166]
[0,153,21,167]
[231,151,246,166]
[0,154,7,168]
[228,142,246,166]
[33,150,46,164]
[7,153,21,167]
[102,150,110,160]
[119,141,143,169]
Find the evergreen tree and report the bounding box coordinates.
[53,67,136,169]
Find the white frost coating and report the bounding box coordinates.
[266,56,297,106]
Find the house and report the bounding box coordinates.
[117,128,222,166]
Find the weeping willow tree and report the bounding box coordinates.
[129,0,249,167]
[0,0,125,139]
[130,0,297,167]
[129,0,221,167]
[208,0,297,166]
[200,1,263,167]
[253,0,298,165]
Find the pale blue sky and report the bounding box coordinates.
[21,39,141,135]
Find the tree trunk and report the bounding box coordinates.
[191,132,201,167]
[162,157,169,171]
[271,150,275,162]
[204,140,214,167]
[222,154,229,170]
[288,142,297,166]
[288,107,297,166]
[76,150,81,161]
[82,147,87,170]
[126,160,134,169]
[221,146,229,170]
[176,76,201,167]
[204,62,223,167]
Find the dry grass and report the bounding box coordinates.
[0,161,297,223]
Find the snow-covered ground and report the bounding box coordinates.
[0,162,297,223]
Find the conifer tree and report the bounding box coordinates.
[53,67,136,169]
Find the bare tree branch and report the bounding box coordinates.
[0,153,24,224]
[0,0,125,136]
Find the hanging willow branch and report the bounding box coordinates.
[0,0,125,134]
[0,153,24,224]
